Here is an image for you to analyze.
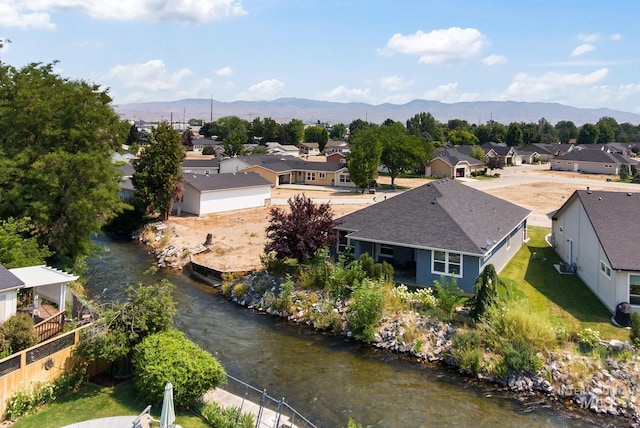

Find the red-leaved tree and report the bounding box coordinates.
[264,195,340,262]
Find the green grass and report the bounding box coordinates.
[11,380,210,428]
[500,226,628,341]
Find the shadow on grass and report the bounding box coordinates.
[522,243,613,325]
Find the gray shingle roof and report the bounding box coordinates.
[432,148,484,166]
[336,180,530,255]
[182,158,220,168]
[183,172,271,192]
[555,150,638,164]
[555,190,640,271]
[0,264,25,291]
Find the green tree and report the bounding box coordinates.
[447,119,470,131]
[133,329,226,406]
[347,127,382,190]
[0,217,52,268]
[304,125,329,152]
[282,119,305,146]
[379,122,426,187]
[132,122,185,220]
[0,62,128,267]
[466,264,508,321]
[596,117,616,143]
[448,129,479,146]
[577,123,599,145]
[348,119,371,137]
[538,118,557,144]
[265,195,339,262]
[0,313,37,354]
[506,122,524,147]
[180,128,194,149]
[223,131,246,157]
[126,124,142,146]
[469,146,486,162]
[555,120,578,143]
[329,123,347,140]
[406,112,444,143]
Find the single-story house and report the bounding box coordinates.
[192,138,224,155]
[426,148,485,178]
[549,150,638,175]
[299,142,320,156]
[181,158,221,175]
[481,142,522,166]
[551,189,640,313]
[323,140,350,154]
[266,142,300,157]
[178,172,272,216]
[0,264,78,324]
[326,152,347,164]
[335,180,531,292]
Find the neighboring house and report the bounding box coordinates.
[299,142,320,156]
[266,142,300,157]
[117,164,136,200]
[323,140,350,154]
[179,172,272,216]
[181,158,221,175]
[551,189,640,313]
[326,152,347,164]
[0,264,78,324]
[220,154,354,188]
[516,148,540,164]
[192,138,224,155]
[520,143,562,162]
[481,142,521,166]
[549,150,638,175]
[335,180,530,292]
[426,148,485,178]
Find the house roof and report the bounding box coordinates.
[182,158,221,168]
[9,265,78,288]
[554,150,638,164]
[481,142,515,156]
[336,179,530,255]
[183,172,271,192]
[431,148,484,167]
[553,190,640,271]
[0,264,24,292]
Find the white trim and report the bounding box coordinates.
[600,260,611,278]
[629,273,640,306]
[431,250,463,278]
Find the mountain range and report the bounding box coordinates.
[114,97,640,127]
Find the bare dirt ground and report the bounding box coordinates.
[161,169,636,272]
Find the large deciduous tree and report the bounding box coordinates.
[506,122,524,147]
[304,125,329,152]
[406,112,444,143]
[282,118,305,146]
[347,127,382,190]
[132,121,185,220]
[0,62,127,268]
[379,122,427,188]
[0,217,52,268]
[265,195,339,262]
[555,120,578,143]
[577,123,599,145]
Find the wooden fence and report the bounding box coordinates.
[0,325,88,418]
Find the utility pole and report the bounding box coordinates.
[210,94,213,122]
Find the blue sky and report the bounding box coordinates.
[1,0,639,113]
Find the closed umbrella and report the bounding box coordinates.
[160,382,176,428]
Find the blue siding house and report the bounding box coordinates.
[335,180,530,292]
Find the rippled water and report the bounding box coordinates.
[84,236,618,427]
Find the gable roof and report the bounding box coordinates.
[554,150,638,164]
[481,142,515,156]
[336,180,530,256]
[183,172,271,193]
[431,148,484,167]
[553,190,640,271]
[0,264,24,292]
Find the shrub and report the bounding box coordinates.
[577,328,601,349]
[346,279,385,342]
[309,298,343,334]
[132,329,226,406]
[232,282,249,298]
[450,330,483,374]
[502,342,541,373]
[1,313,37,353]
[631,312,640,348]
[197,401,254,428]
[433,277,463,317]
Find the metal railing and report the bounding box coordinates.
[223,374,317,428]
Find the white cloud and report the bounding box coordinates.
[317,85,371,103]
[0,0,246,26]
[379,27,487,65]
[379,75,414,91]
[571,44,596,57]
[0,3,54,29]
[482,54,508,66]
[503,68,609,102]
[610,33,622,41]
[237,79,284,101]
[578,33,601,43]
[215,66,233,76]
[107,59,192,91]
[423,82,479,103]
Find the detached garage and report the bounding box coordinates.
[180,172,272,216]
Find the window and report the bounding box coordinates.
[506,235,512,250]
[339,174,351,183]
[377,244,393,260]
[306,172,316,181]
[630,275,640,305]
[432,251,462,277]
[319,172,326,179]
[600,261,611,278]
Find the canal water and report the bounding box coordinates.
[85,236,617,427]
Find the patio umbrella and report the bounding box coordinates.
[160,382,176,428]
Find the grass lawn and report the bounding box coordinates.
[11,380,210,428]
[500,225,628,341]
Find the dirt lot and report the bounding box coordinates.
[162,171,636,272]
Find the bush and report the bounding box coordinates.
[346,279,385,342]
[631,312,640,348]
[132,329,226,406]
[433,277,463,317]
[1,313,38,353]
[502,342,541,373]
[309,298,343,334]
[577,328,601,350]
[450,330,483,374]
[197,401,254,428]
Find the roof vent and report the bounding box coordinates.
[598,197,602,201]
[628,192,633,196]
[586,186,591,194]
